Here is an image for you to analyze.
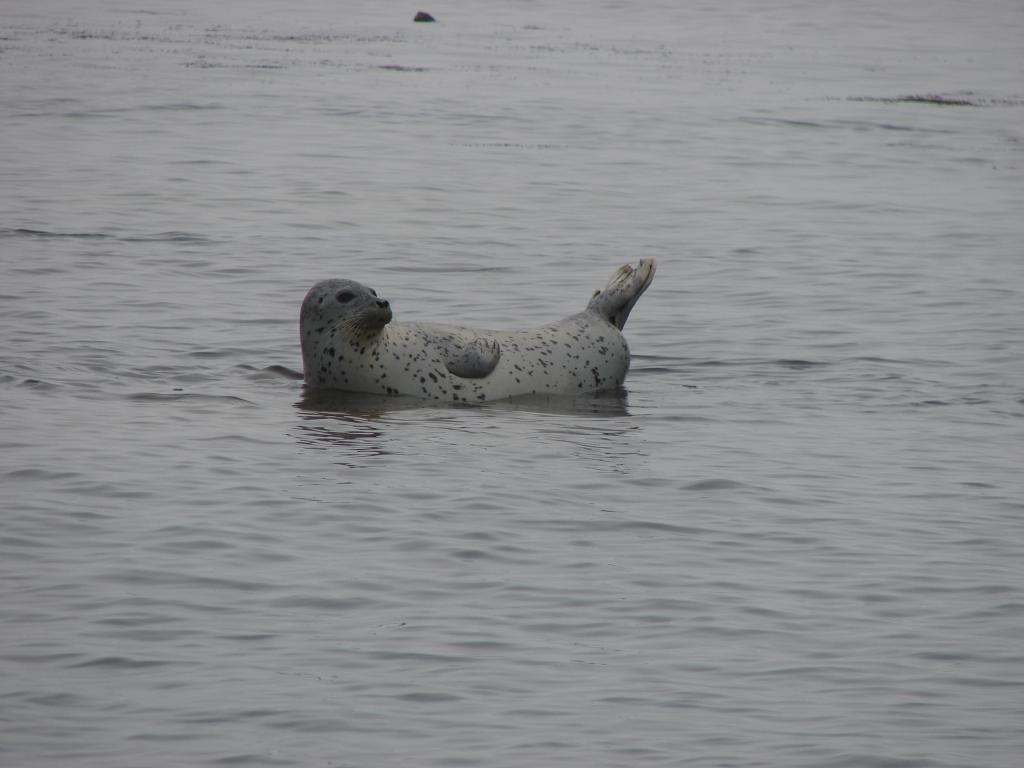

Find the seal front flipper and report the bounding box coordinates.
[444,338,501,378]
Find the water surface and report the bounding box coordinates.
[2,1,1023,766]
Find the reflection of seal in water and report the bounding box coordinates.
[299,259,656,402]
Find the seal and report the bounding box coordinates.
[299,258,656,402]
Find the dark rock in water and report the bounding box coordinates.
[414,11,436,23]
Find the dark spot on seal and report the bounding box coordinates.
[414,11,436,22]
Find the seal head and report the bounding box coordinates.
[301,279,391,335]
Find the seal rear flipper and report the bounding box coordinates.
[445,338,501,378]
[586,258,657,330]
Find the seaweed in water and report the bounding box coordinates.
[848,94,977,107]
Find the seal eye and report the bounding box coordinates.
[336,291,356,304]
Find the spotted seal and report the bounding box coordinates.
[299,258,656,402]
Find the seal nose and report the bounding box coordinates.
[377,299,389,309]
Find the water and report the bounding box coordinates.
[2,1,1023,766]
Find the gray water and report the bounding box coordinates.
[2,1,1024,766]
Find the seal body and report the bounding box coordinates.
[300,259,655,402]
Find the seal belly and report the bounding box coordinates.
[369,314,629,402]
[483,315,630,400]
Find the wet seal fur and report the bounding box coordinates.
[300,258,656,402]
